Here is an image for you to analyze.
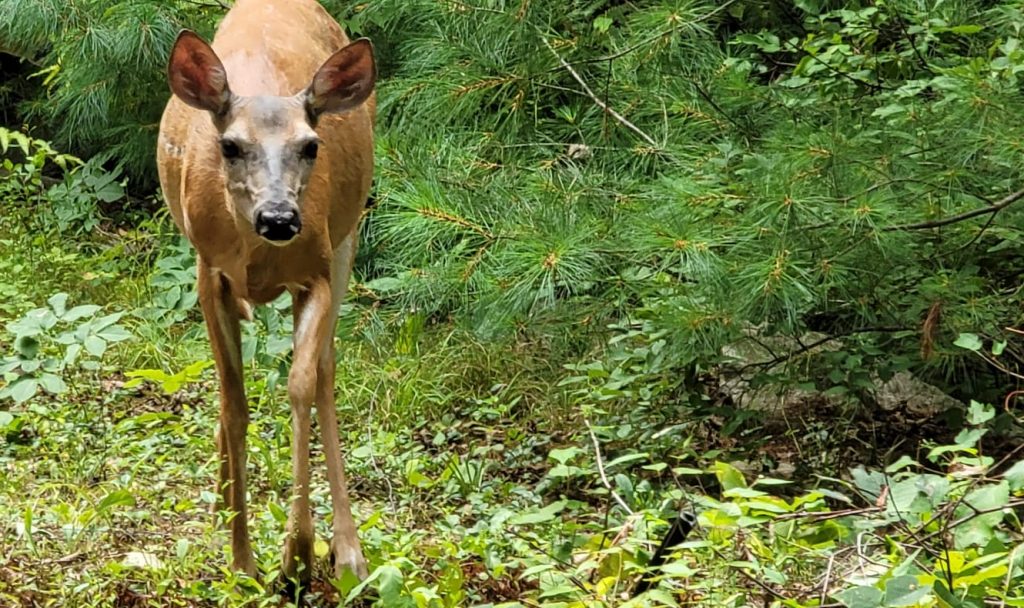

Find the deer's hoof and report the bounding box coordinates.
[330,537,368,581]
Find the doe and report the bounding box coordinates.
[156,0,375,582]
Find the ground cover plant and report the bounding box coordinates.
[2,0,1024,606]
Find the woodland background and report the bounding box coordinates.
[1,0,1024,606]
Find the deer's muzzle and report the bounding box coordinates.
[254,205,302,243]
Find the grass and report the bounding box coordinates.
[1,207,1023,608]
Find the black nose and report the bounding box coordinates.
[255,207,301,242]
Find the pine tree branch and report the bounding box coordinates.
[564,0,742,68]
[885,188,1024,231]
[540,36,660,149]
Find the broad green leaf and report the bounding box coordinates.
[714,461,747,491]
[967,401,994,426]
[1003,459,1024,491]
[363,277,405,293]
[97,489,136,513]
[6,378,39,404]
[883,575,930,606]
[83,336,106,357]
[953,333,982,352]
[47,293,69,316]
[835,585,883,608]
[509,500,567,525]
[885,455,919,473]
[954,481,1009,549]
[723,487,767,498]
[62,305,101,323]
[15,335,40,359]
[593,16,612,33]
[605,452,649,468]
[37,373,67,395]
[548,446,583,464]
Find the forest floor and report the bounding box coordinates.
[1,218,1023,608]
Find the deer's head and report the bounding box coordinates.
[166,30,375,244]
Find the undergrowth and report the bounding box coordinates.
[0,129,1022,608]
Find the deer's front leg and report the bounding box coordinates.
[197,260,255,577]
[316,338,367,579]
[282,280,332,583]
[318,234,367,580]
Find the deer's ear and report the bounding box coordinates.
[306,38,376,118]
[168,30,232,115]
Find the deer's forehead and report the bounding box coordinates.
[223,95,314,141]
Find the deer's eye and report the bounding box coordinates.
[220,140,241,159]
[301,141,319,160]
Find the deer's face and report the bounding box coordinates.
[216,97,320,243]
[166,31,375,245]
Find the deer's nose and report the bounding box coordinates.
[255,206,302,242]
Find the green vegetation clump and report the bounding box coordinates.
[2,1,1024,606]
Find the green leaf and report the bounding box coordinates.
[363,277,405,294]
[5,379,39,404]
[83,336,106,357]
[509,500,567,525]
[835,585,883,608]
[931,580,964,607]
[883,575,930,606]
[967,401,994,426]
[14,336,40,359]
[943,24,984,35]
[62,305,101,323]
[953,333,983,352]
[47,293,69,317]
[605,452,649,468]
[885,455,919,473]
[268,501,287,523]
[714,461,747,491]
[97,489,136,513]
[548,446,583,465]
[1003,459,1024,491]
[954,481,1009,549]
[37,373,67,395]
[593,16,612,33]
[723,487,767,498]
[98,325,131,342]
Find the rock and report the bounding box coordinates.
[719,329,961,416]
[874,371,960,417]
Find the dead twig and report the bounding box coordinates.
[585,419,635,516]
[886,189,1024,231]
[541,37,660,149]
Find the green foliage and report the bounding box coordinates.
[5,1,1024,606]
[0,292,130,404]
[0,0,219,181]
[343,0,1024,405]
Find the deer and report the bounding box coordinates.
[156,0,375,584]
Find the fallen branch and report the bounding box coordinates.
[886,188,1024,231]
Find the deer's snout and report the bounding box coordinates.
[254,205,302,243]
